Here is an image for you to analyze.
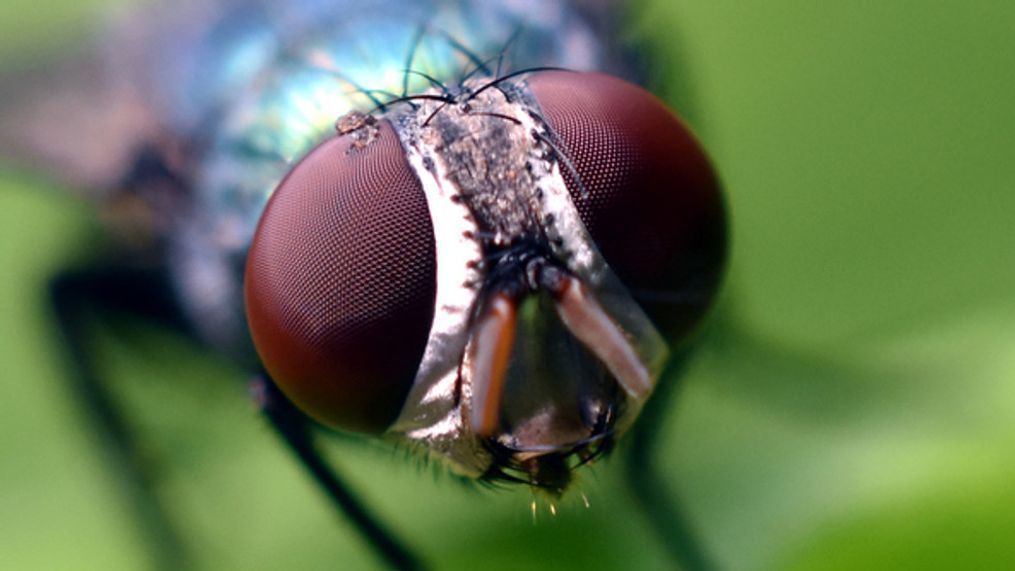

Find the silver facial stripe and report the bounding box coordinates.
[386,76,670,474]
[386,102,490,476]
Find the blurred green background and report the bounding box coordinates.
[1,1,1014,569]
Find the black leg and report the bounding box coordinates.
[251,375,425,571]
[51,264,425,569]
[49,266,192,571]
[624,351,715,571]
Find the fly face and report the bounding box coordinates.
[245,70,726,495]
[106,0,724,497]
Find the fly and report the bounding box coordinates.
[1,1,726,569]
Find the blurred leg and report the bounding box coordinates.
[51,264,426,569]
[50,266,191,571]
[624,350,715,571]
[252,374,424,571]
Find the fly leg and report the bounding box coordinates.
[251,374,425,571]
[49,265,192,571]
[623,350,715,571]
[51,265,424,570]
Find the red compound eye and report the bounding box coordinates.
[528,71,727,342]
[244,121,436,433]
[245,72,725,434]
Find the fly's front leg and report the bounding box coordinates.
[251,374,425,571]
[624,350,715,571]
[49,265,192,571]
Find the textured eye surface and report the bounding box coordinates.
[244,121,436,433]
[528,71,727,342]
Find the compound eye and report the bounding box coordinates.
[245,121,436,433]
[528,71,727,342]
